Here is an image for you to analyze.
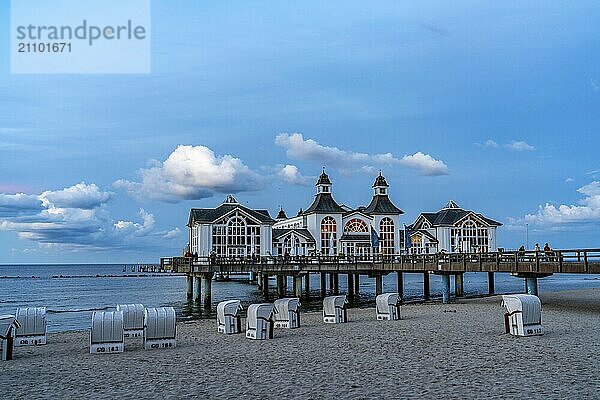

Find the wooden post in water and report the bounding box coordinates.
[375,274,383,295]
[276,275,285,298]
[201,273,212,308]
[526,277,538,296]
[455,273,464,297]
[186,275,193,300]
[304,273,310,297]
[194,275,202,303]
[329,274,334,292]
[423,272,430,301]
[354,274,360,295]
[257,272,263,291]
[397,272,404,302]
[441,274,451,304]
[347,274,355,298]
[262,273,269,298]
[487,272,495,295]
[332,273,339,295]
[294,275,303,297]
[320,272,327,297]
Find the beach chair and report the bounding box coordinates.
[273,298,301,329]
[144,307,176,350]
[501,294,544,337]
[323,295,348,324]
[217,300,243,334]
[15,307,47,346]
[116,304,145,339]
[245,304,275,340]
[376,293,401,321]
[90,311,124,354]
[0,315,20,361]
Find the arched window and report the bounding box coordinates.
[321,216,337,255]
[450,217,489,253]
[380,217,395,254]
[344,218,368,233]
[227,217,246,247]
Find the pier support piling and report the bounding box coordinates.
[354,274,360,295]
[329,274,334,292]
[397,272,404,302]
[488,272,495,295]
[262,273,269,298]
[186,276,193,300]
[320,273,327,297]
[455,273,464,297]
[257,272,263,291]
[276,275,285,298]
[332,273,339,295]
[304,273,310,297]
[375,274,383,296]
[194,276,202,303]
[526,277,539,296]
[347,274,355,297]
[294,275,303,297]
[423,272,431,301]
[201,273,212,308]
[442,274,451,304]
[249,271,256,283]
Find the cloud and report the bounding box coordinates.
[476,139,535,151]
[277,164,311,186]
[275,133,448,176]
[0,183,182,250]
[565,177,575,183]
[506,140,535,151]
[510,181,600,229]
[115,145,263,202]
[591,78,600,92]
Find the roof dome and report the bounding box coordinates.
[373,171,389,188]
[276,207,287,220]
[316,168,332,186]
[443,200,461,209]
[223,194,239,204]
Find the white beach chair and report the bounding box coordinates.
[273,298,301,329]
[144,307,176,350]
[217,300,243,334]
[15,307,47,346]
[117,304,145,339]
[90,311,124,354]
[375,293,401,321]
[0,315,21,361]
[245,304,275,340]
[501,294,544,337]
[323,295,348,324]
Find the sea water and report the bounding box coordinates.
[1,264,600,332]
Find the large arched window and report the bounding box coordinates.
[227,217,246,247]
[212,212,261,256]
[450,217,489,253]
[344,218,368,233]
[380,217,395,254]
[321,216,337,255]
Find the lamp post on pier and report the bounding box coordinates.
[526,223,529,249]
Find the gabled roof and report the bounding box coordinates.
[303,193,346,215]
[188,204,274,226]
[410,229,439,243]
[272,228,316,243]
[342,209,374,219]
[416,202,502,227]
[363,195,404,215]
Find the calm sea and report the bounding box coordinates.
[1,264,600,332]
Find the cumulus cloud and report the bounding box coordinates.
[591,78,600,92]
[477,139,535,151]
[0,183,182,250]
[509,181,600,229]
[115,145,263,202]
[277,165,311,186]
[275,133,448,176]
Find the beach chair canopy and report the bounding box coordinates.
[15,307,46,337]
[144,307,176,340]
[323,295,347,316]
[217,300,242,319]
[0,315,20,340]
[91,311,124,344]
[273,298,300,319]
[502,294,541,325]
[117,304,145,331]
[376,293,400,314]
[247,304,275,329]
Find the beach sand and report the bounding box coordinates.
[1,289,600,399]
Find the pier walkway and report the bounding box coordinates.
[159,248,600,305]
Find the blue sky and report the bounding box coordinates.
[1,1,600,263]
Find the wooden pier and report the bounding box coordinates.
[160,248,600,306]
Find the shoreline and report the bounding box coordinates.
[2,288,599,399]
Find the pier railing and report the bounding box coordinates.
[160,248,600,275]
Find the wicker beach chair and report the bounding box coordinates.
[323,295,348,324]
[0,315,20,361]
[273,298,301,329]
[375,293,401,321]
[116,304,145,339]
[217,300,243,334]
[15,307,47,346]
[90,311,124,354]
[501,294,544,336]
[245,304,275,340]
[144,307,176,350]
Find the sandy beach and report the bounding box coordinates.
[2,289,600,399]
